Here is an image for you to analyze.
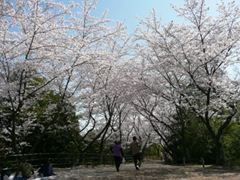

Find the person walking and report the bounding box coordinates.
[130,136,142,170]
[38,160,55,177]
[111,141,124,172]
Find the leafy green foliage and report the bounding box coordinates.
[223,122,240,165]
[23,90,82,154]
[144,143,162,159]
[164,110,215,164]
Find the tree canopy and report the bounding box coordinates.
[1,0,240,166]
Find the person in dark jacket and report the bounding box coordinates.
[130,136,142,170]
[38,160,55,177]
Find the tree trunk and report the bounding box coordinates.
[11,114,18,154]
[181,119,186,165]
[215,140,225,165]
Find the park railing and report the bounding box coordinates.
[0,153,134,170]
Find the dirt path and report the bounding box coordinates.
[34,161,240,180]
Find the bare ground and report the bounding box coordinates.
[32,161,240,180]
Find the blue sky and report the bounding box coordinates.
[93,0,219,33]
[92,0,239,79]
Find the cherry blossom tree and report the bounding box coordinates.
[79,56,132,154]
[136,0,240,164]
[0,0,129,154]
[0,0,76,153]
